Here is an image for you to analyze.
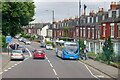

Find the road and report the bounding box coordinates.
[1,39,110,80]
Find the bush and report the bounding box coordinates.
[2,35,6,47]
[45,41,55,48]
[87,52,96,60]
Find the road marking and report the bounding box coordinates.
[0,72,2,74]
[14,64,18,66]
[4,69,8,72]
[8,67,12,70]
[46,56,48,60]
[79,61,100,80]
[11,65,15,68]
[53,69,57,75]
[57,77,59,80]
[26,48,32,57]
[48,60,50,63]
[50,63,53,67]
[96,75,104,78]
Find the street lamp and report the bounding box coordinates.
[45,10,55,24]
[45,10,56,43]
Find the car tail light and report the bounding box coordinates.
[11,54,13,56]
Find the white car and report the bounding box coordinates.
[46,44,53,50]
[18,37,24,42]
[10,50,25,60]
[24,40,31,45]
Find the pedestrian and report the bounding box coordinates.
[83,47,88,60]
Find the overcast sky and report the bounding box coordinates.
[31,0,120,23]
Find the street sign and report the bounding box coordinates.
[6,36,12,43]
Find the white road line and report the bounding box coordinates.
[14,64,18,66]
[53,69,57,75]
[4,69,8,72]
[50,63,53,67]
[48,60,50,63]
[8,67,12,70]
[0,72,3,75]
[26,48,32,57]
[11,65,15,68]
[57,77,59,80]
[46,56,48,60]
[96,75,104,78]
[79,61,100,80]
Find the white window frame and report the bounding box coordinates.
[88,28,90,38]
[102,24,106,37]
[92,28,94,39]
[110,23,114,38]
[80,28,82,37]
[87,17,90,23]
[92,17,93,23]
[96,16,98,22]
[116,9,119,18]
[76,28,79,37]
[102,15,105,20]
[83,28,85,37]
[108,11,112,17]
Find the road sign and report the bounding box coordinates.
[6,36,12,43]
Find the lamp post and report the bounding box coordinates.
[46,10,55,24]
[45,10,55,43]
[78,0,81,49]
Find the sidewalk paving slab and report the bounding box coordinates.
[0,52,10,69]
[81,59,119,79]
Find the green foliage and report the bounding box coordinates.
[63,26,69,40]
[102,36,114,64]
[45,41,55,48]
[87,52,96,58]
[59,38,67,41]
[78,39,85,54]
[2,2,35,37]
[1,35,6,47]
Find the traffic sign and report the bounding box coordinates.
[6,36,12,43]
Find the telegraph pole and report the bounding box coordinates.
[78,0,81,49]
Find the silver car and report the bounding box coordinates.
[10,50,25,60]
[46,44,53,50]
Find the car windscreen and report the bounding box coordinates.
[36,51,43,54]
[65,44,78,53]
[12,50,22,53]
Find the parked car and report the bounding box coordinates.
[33,49,45,59]
[46,44,53,50]
[10,50,25,60]
[17,45,26,53]
[24,40,31,45]
[40,42,46,48]
[14,35,20,39]
[18,37,24,42]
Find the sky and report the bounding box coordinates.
[31,0,120,23]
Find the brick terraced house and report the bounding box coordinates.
[51,2,120,54]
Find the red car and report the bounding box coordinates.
[33,50,45,59]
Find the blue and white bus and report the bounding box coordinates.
[56,41,80,60]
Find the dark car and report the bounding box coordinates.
[40,42,46,48]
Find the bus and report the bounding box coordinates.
[56,41,80,60]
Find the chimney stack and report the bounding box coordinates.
[89,10,94,16]
[110,2,117,10]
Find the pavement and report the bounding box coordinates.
[81,59,120,79]
[0,52,10,69]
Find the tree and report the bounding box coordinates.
[102,36,114,64]
[63,26,69,41]
[2,2,35,37]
